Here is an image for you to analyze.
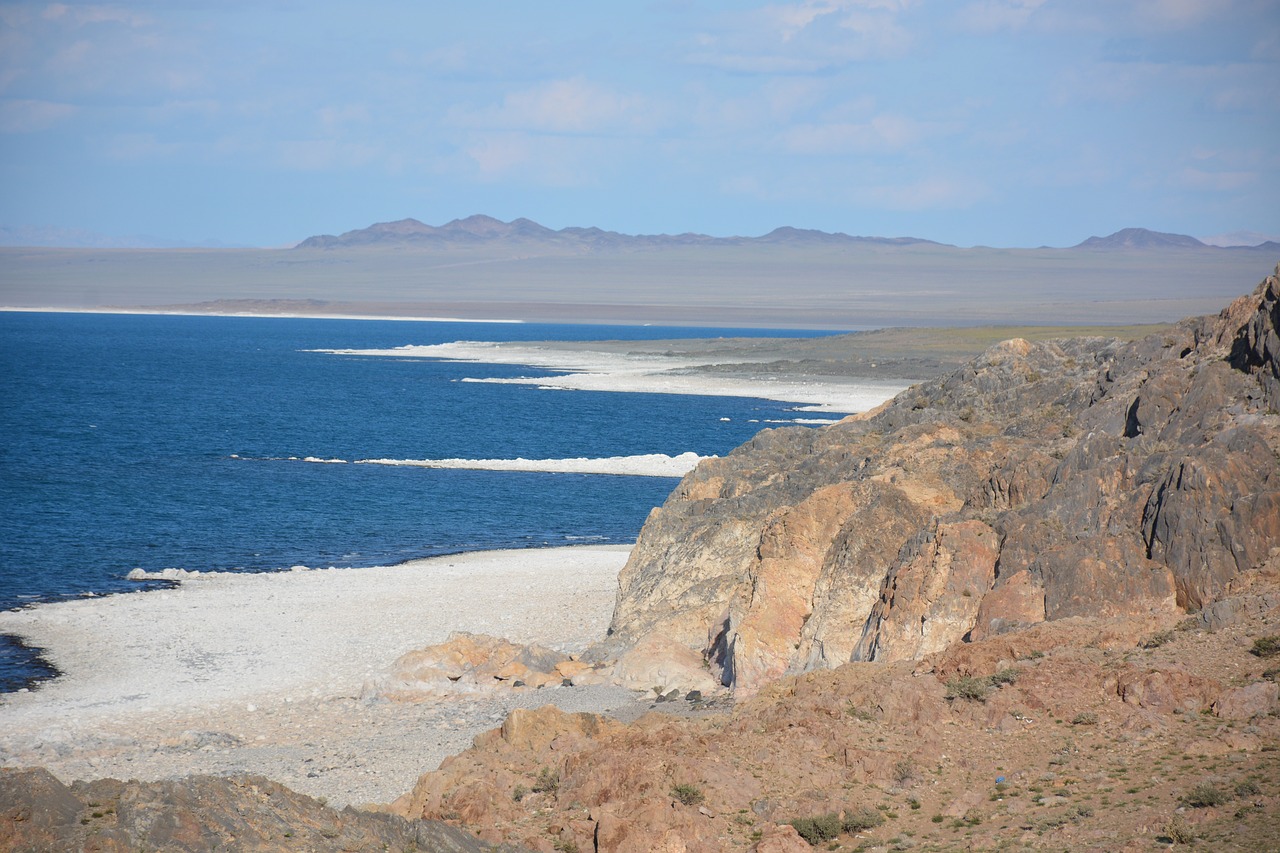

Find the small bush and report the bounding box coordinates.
[1163,814,1195,844]
[671,783,705,806]
[988,667,1020,687]
[532,767,560,794]
[845,702,876,722]
[1235,780,1262,798]
[1249,636,1280,658]
[1071,711,1099,726]
[788,813,843,844]
[892,759,917,786]
[842,807,885,832]
[512,784,528,802]
[946,675,991,702]
[1182,782,1227,808]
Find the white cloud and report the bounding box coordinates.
[42,3,151,28]
[956,0,1047,32]
[687,0,916,74]
[0,97,76,132]
[783,113,931,153]
[1176,167,1256,191]
[1132,0,1223,29]
[277,139,380,172]
[449,77,659,136]
[863,175,988,210]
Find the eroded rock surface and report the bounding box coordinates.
[597,268,1280,694]
[0,767,524,853]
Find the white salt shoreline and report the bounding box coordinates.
[314,341,914,414]
[0,545,645,806]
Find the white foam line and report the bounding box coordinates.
[232,452,709,477]
[310,341,915,413]
[357,452,708,477]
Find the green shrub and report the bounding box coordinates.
[988,667,1020,687]
[1235,780,1262,798]
[1249,636,1280,658]
[945,675,991,702]
[788,813,843,844]
[532,767,560,794]
[671,783,704,806]
[1182,782,1227,808]
[842,807,884,832]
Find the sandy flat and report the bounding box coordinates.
[0,545,648,807]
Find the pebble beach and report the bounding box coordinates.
[0,545,647,807]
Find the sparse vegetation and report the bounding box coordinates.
[512,784,528,802]
[532,766,560,795]
[1181,782,1227,808]
[1249,636,1280,657]
[788,808,885,844]
[945,675,992,702]
[1163,814,1196,844]
[671,783,705,806]
[988,667,1020,687]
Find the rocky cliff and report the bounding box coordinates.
[596,266,1280,695]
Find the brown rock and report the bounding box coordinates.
[752,822,811,852]
[1213,681,1280,720]
[593,269,1280,695]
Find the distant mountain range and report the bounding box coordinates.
[294,217,1279,253]
[294,215,945,251]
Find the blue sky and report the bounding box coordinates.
[0,0,1277,248]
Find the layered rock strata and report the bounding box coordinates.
[596,267,1280,694]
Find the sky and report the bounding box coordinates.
[0,0,1277,249]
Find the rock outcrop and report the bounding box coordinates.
[595,267,1280,695]
[0,768,524,853]
[394,598,1280,851]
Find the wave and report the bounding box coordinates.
[230,452,710,478]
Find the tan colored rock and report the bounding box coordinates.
[1115,666,1219,714]
[752,823,811,852]
[375,631,572,699]
[612,632,721,694]
[1213,681,1279,720]
[856,519,999,661]
[596,271,1280,695]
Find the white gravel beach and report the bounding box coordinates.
[0,545,648,807]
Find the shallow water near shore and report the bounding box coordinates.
[0,311,851,690]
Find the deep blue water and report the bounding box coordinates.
[0,311,837,690]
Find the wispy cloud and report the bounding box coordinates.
[448,77,660,136]
[956,0,1047,32]
[687,0,915,74]
[0,97,76,132]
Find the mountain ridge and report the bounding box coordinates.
[295,216,1278,252]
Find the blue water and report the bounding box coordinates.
[0,311,839,690]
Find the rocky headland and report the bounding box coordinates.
[4,267,1279,851]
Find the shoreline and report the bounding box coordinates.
[0,544,647,806]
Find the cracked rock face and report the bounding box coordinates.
[598,266,1280,695]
